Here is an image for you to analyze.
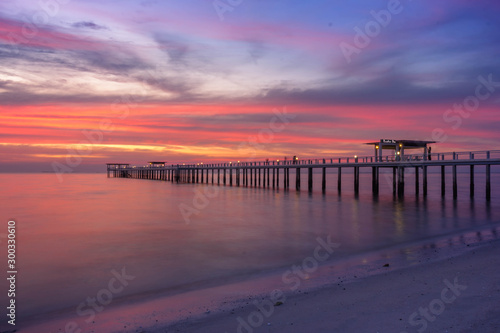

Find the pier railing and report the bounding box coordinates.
[106,149,500,169]
[107,149,499,200]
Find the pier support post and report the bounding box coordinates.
[372,167,379,195]
[322,167,326,193]
[267,168,270,188]
[308,167,313,192]
[284,168,287,189]
[441,165,445,197]
[223,168,227,185]
[469,165,474,198]
[337,167,342,192]
[354,167,359,194]
[212,169,214,184]
[258,168,261,187]
[486,151,491,200]
[397,167,405,198]
[415,166,419,196]
[423,166,427,197]
[230,168,233,186]
[272,168,275,189]
[276,168,279,189]
[217,169,220,185]
[296,168,301,191]
[453,165,457,199]
[486,164,491,201]
[392,167,397,196]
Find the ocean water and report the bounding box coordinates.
[0,169,499,330]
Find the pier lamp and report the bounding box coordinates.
[230,162,232,164]
[397,151,400,155]
[354,155,357,158]
[375,146,379,149]
[237,161,240,163]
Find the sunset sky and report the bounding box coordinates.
[1,0,499,172]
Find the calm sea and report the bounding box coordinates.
[0,169,499,330]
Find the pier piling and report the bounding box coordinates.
[107,149,498,200]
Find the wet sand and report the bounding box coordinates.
[164,238,500,333]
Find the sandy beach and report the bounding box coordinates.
[163,237,500,333]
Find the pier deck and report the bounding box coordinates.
[107,150,500,200]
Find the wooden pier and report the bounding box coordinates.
[107,149,499,200]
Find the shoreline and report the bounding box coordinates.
[163,235,500,333]
[18,224,500,333]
